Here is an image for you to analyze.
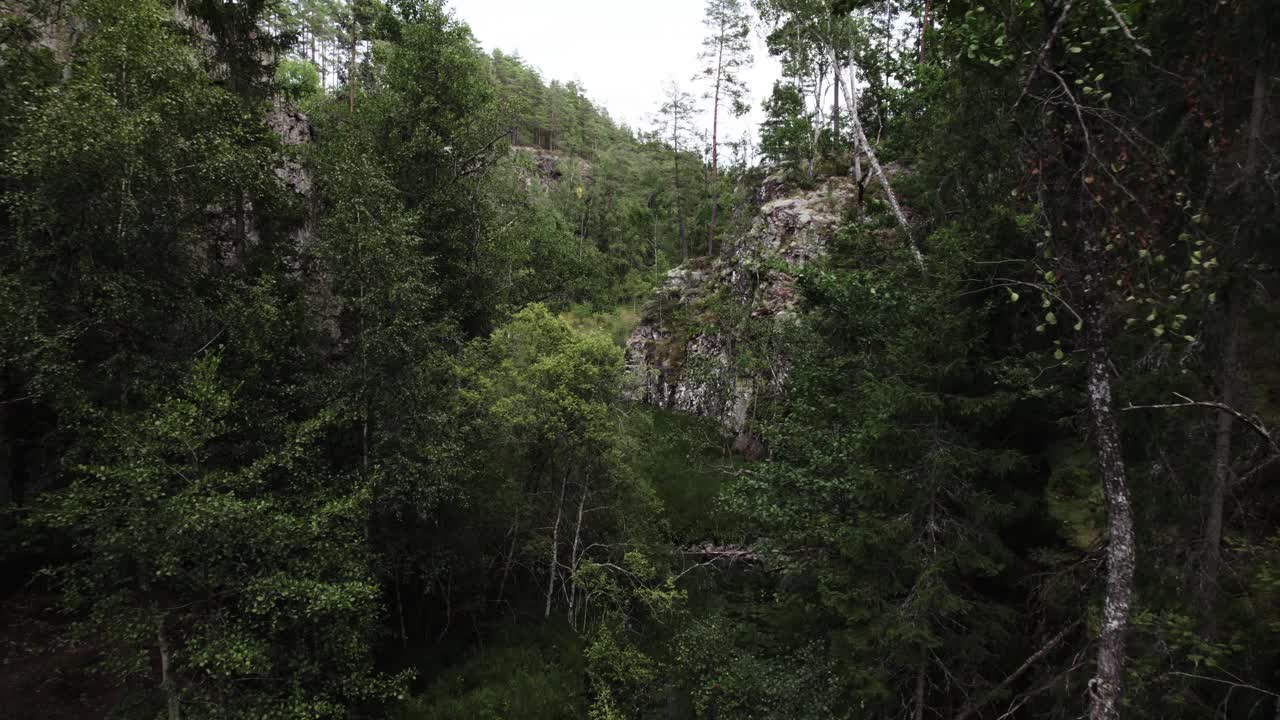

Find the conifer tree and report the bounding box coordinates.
[697,0,753,256]
[656,83,699,262]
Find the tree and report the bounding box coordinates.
[458,305,655,625]
[697,0,753,256]
[37,356,403,719]
[655,83,699,262]
[759,81,813,167]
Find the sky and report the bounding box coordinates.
[448,0,784,143]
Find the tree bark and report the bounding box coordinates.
[1200,49,1269,623]
[394,565,407,649]
[1080,190,1136,720]
[545,469,567,619]
[157,615,180,720]
[673,111,687,262]
[954,620,1080,720]
[919,0,932,64]
[566,477,588,629]
[832,65,841,139]
[495,508,520,606]
[1244,50,1269,179]
[838,50,924,271]
[1199,286,1239,621]
[348,23,356,115]
[913,654,926,720]
[709,32,724,257]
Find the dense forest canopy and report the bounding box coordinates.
[0,1,1277,719]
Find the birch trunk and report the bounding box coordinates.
[839,45,924,271]
[1080,191,1136,720]
[545,469,567,618]
[566,477,588,629]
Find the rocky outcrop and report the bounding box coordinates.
[511,146,591,191]
[268,97,316,198]
[624,175,855,456]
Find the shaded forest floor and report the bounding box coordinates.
[0,593,130,719]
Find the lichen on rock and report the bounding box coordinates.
[624,174,855,454]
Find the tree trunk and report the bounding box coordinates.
[394,565,407,650]
[709,39,724,257]
[1245,51,1269,179]
[0,395,11,513]
[919,0,932,64]
[348,26,356,115]
[545,469,567,619]
[495,508,520,606]
[1199,286,1239,621]
[1200,50,1269,624]
[832,66,841,138]
[1080,188,1136,720]
[158,615,180,720]
[674,129,687,263]
[839,46,923,270]
[566,477,588,629]
[913,654,926,720]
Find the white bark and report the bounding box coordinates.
[839,42,925,272]
[1081,201,1135,720]
[566,477,588,629]
[544,469,567,619]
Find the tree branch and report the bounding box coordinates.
[1097,0,1152,57]
[1016,0,1076,109]
[1123,393,1278,453]
[954,619,1082,720]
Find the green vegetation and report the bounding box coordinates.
[1,0,1278,719]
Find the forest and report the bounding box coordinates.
[0,0,1277,718]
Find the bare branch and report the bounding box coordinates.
[1097,0,1152,56]
[1016,0,1076,109]
[1167,671,1279,699]
[1239,454,1280,486]
[837,39,926,272]
[1123,393,1278,453]
[1041,65,1093,171]
[954,619,1083,720]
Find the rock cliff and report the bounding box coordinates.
[624,175,856,457]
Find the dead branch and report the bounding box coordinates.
[1123,393,1278,453]
[954,619,1083,720]
[837,39,926,273]
[1167,671,1279,700]
[1016,0,1076,109]
[1097,0,1152,56]
[1239,454,1280,486]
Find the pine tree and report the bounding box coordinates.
[697,0,752,256]
[656,83,699,262]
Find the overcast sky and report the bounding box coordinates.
[449,0,783,143]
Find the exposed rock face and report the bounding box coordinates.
[511,146,591,191]
[268,97,316,198]
[625,175,855,452]
[212,98,316,267]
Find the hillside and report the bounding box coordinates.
[2,1,1279,719]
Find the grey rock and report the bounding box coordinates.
[624,177,854,442]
